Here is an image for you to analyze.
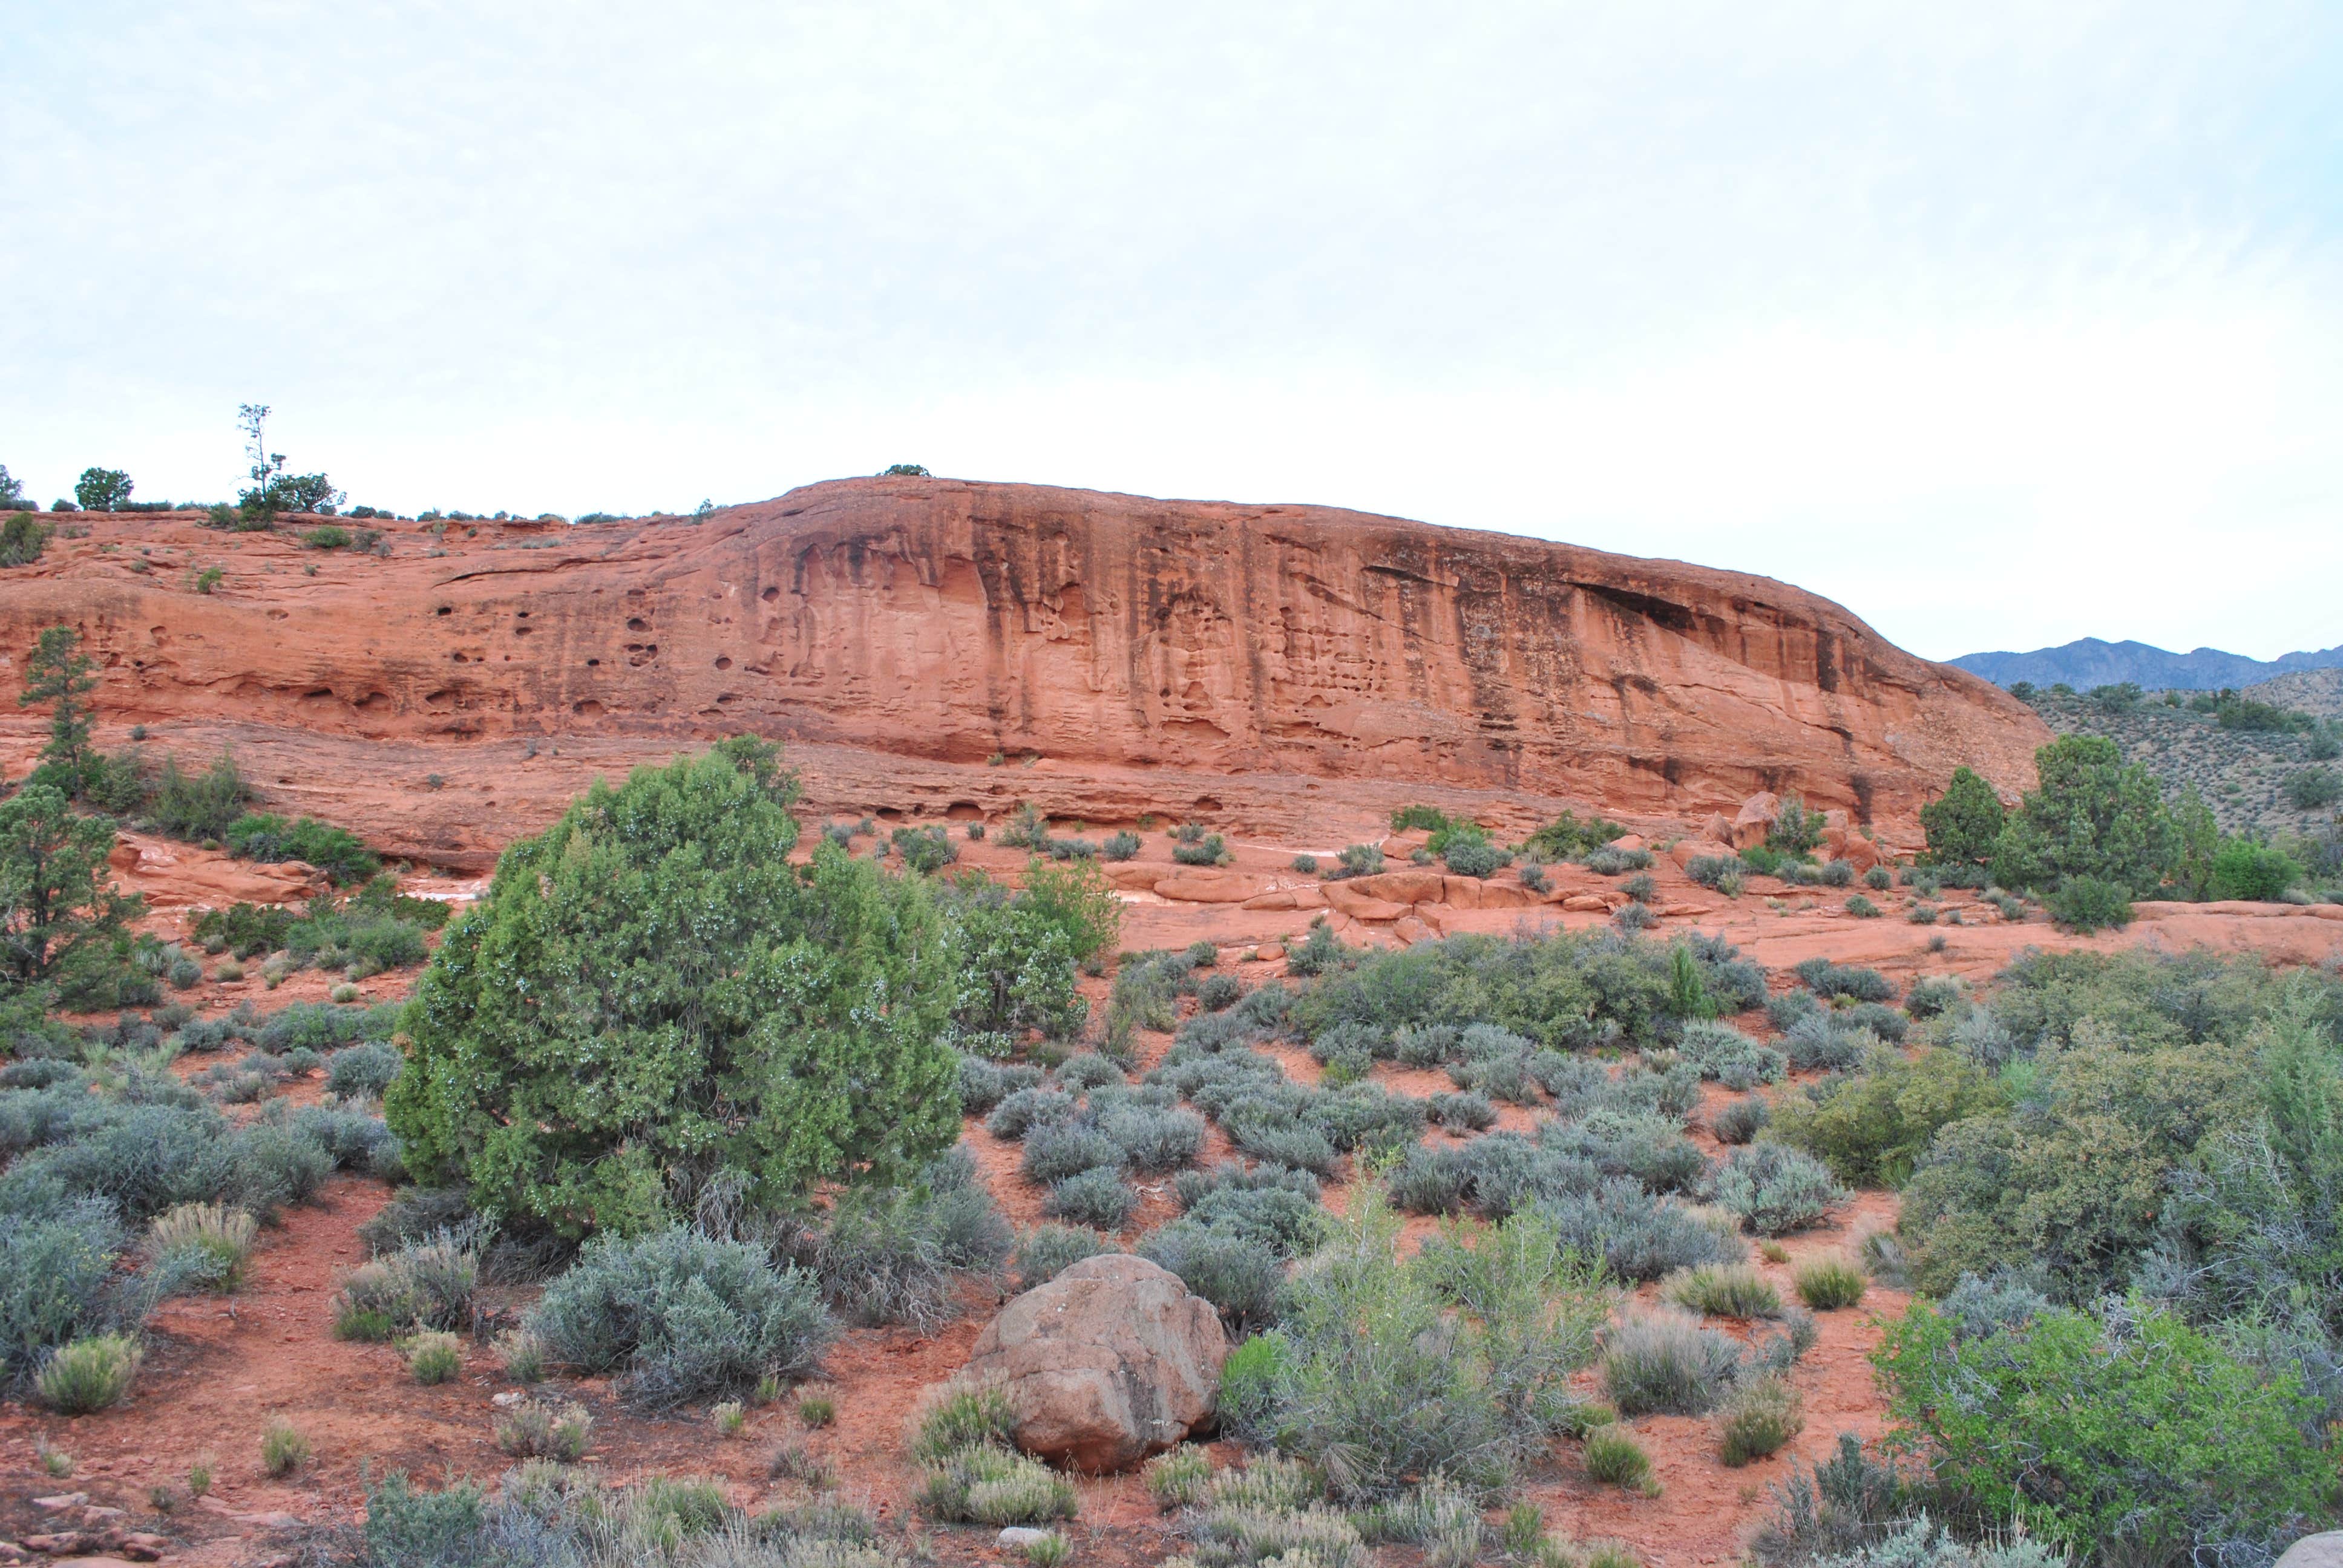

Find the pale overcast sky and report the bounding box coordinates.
[5,2,2338,662]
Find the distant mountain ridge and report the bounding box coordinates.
[1950,638,2343,691]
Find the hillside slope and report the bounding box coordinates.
[1952,636,2343,691]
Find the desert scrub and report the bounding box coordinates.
[333,1227,479,1339]
[1242,1186,1610,1497]
[261,1417,310,1477]
[798,1393,836,1427]
[1718,1373,1803,1465]
[1793,1254,1867,1310]
[36,1333,142,1414]
[1582,1424,1657,1494]
[494,1330,546,1383]
[526,1226,832,1408]
[1014,1224,1112,1290]
[494,1396,593,1461]
[919,1442,1079,1526]
[1711,1095,1768,1145]
[1702,1143,1847,1236]
[1601,1310,1740,1416]
[1662,1263,1781,1319]
[1144,1443,1214,1509]
[148,1201,258,1291]
[712,1399,747,1435]
[912,1382,1021,1462]
[402,1329,464,1384]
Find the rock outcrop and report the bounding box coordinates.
[963,1254,1226,1472]
[0,479,2046,867]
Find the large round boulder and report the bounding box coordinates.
[965,1253,1228,1473]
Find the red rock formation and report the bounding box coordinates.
[0,479,2045,868]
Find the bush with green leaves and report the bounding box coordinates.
[1046,1166,1136,1229]
[36,1331,142,1413]
[0,508,53,566]
[326,1040,404,1099]
[1875,1299,2326,1561]
[1768,1047,2004,1189]
[1,782,149,1009]
[1920,766,2007,869]
[389,744,962,1235]
[1524,809,1625,860]
[1794,1254,1867,1310]
[1711,1095,1768,1145]
[1233,1189,1610,1498]
[224,812,379,884]
[1675,1021,1784,1089]
[1581,1423,1654,1492]
[1990,734,2173,895]
[149,751,249,843]
[784,1159,1012,1330]
[1719,1372,1803,1465]
[2207,838,2300,901]
[2044,874,2132,932]
[1663,1262,1780,1318]
[1102,829,1142,860]
[525,1225,832,1408]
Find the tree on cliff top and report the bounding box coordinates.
[387,741,963,1237]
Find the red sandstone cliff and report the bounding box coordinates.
[0,478,2045,868]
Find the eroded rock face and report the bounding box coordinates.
[965,1253,1226,1473]
[0,480,2045,867]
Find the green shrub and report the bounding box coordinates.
[795,1170,1011,1330]
[36,1332,142,1413]
[1662,1263,1780,1318]
[1718,1373,1803,1465]
[0,509,54,566]
[919,1440,1080,1526]
[1991,735,2172,895]
[1767,794,1824,856]
[1103,830,1142,860]
[261,1417,309,1476]
[2044,874,2132,932]
[1921,767,2008,870]
[526,1226,833,1408]
[402,1328,464,1384]
[891,824,959,874]
[1768,1047,2004,1189]
[389,745,962,1234]
[2283,766,2342,811]
[1582,1424,1655,1492]
[300,523,352,550]
[1711,1096,1768,1145]
[1250,1189,1608,1497]
[1172,834,1230,867]
[1442,834,1507,878]
[913,1381,1020,1462]
[150,753,248,843]
[1875,1301,2327,1561]
[1793,1254,1867,1310]
[2208,838,2299,901]
[225,812,379,884]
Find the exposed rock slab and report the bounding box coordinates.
[0,481,2044,869]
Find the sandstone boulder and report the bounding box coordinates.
[1730,792,1780,851]
[1153,872,1267,903]
[1346,869,1446,906]
[1669,837,1737,870]
[1701,812,1735,844]
[1821,825,1882,873]
[2276,1533,2343,1568]
[1322,882,1409,922]
[965,1254,1227,1473]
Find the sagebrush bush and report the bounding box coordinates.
[1704,1143,1847,1236]
[1014,1224,1112,1290]
[1046,1166,1136,1230]
[526,1226,833,1408]
[1143,1444,1215,1509]
[1602,1310,1740,1416]
[1719,1373,1803,1465]
[1020,1120,1124,1183]
[1711,1095,1768,1145]
[325,1040,403,1099]
[1793,1254,1867,1310]
[36,1333,142,1414]
[913,1381,1020,1462]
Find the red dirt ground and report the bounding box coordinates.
[7,825,2335,1567]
